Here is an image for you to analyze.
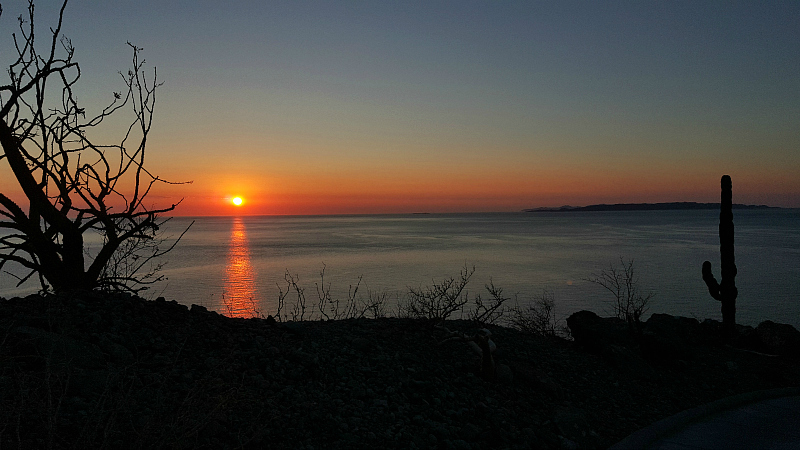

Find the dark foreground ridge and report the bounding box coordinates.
[524,202,776,212]
[1,292,798,449]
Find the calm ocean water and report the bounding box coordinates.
[2,210,799,328]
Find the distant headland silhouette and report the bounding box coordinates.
[523,202,777,212]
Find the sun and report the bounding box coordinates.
[232,196,243,206]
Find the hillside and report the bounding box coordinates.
[1,292,798,449]
[524,202,776,212]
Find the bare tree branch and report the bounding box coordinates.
[0,0,189,293]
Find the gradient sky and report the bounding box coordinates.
[1,1,799,215]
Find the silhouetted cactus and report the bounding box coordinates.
[702,175,738,341]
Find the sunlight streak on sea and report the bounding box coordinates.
[223,217,259,318]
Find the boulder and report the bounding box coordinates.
[756,321,800,357]
[554,406,590,444]
[602,344,653,378]
[566,310,628,353]
[496,363,514,385]
[640,314,701,362]
[190,303,209,313]
[733,324,760,350]
[513,363,562,398]
[644,314,701,342]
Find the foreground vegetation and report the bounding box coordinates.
[2,290,798,449]
[231,259,653,343]
[237,264,573,340]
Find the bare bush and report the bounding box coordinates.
[586,257,654,329]
[275,281,287,321]
[341,276,363,319]
[507,290,564,337]
[314,264,365,320]
[276,271,309,322]
[277,266,391,321]
[314,264,334,320]
[360,289,391,319]
[399,265,475,322]
[470,279,508,326]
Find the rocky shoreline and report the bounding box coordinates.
[1,292,798,449]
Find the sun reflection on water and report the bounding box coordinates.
[223,217,258,317]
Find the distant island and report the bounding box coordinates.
[524,202,777,212]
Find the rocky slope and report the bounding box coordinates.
[1,292,798,449]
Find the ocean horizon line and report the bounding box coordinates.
[166,202,792,219]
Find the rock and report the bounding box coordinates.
[520,428,542,449]
[458,423,481,441]
[731,324,759,351]
[700,318,722,339]
[97,335,134,363]
[11,325,105,369]
[559,435,579,450]
[282,321,306,334]
[536,428,562,448]
[644,314,701,342]
[496,363,513,385]
[430,422,451,440]
[640,314,700,362]
[350,337,374,352]
[756,321,800,357]
[448,439,472,450]
[514,364,563,398]
[190,304,208,313]
[602,344,653,378]
[287,349,318,368]
[566,310,628,353]
[554,406,589,442]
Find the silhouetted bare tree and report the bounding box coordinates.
[587,257,653,330]
[0,1,188,293]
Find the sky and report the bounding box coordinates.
[1,1,799,215]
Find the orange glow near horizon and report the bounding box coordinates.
[2,170,799,217]
[81,162,800,217]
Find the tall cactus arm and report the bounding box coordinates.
[702,261,721,301]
